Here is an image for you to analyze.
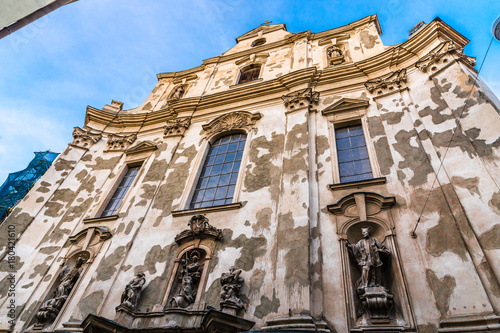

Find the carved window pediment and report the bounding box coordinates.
[125,140,158,155]
[321,98,369,117]
[202,111,261,137]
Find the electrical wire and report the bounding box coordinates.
[411,36,495,237]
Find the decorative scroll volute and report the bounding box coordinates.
[415,40,476,73]
[281,88,320,112]
[164,117,191,137]
[71,127,102,149]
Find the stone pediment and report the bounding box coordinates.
[175,215,223,245]
[125,141,158,155]
[235,23,287,42]
[321,98,369,116]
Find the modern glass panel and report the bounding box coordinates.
[101,166,141,217]
[335,124,373,183]
[190,133,246,208]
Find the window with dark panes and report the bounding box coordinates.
[335,124,373,183]
[238,65,261,84]
[190,134,246,209]
[101,166,141,217]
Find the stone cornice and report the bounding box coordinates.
[83,18,471,135]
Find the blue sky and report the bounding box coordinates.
[0,0,499,181]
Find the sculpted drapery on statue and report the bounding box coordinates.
[346,226,390,293]
[220,266,245,311]
[120,272,146,310]
[35,257,86,328]
[170,250,203,308]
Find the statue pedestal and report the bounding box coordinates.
[220,301,240,316]
[359,287,393,324]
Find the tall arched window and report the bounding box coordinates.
[190,133,246,209]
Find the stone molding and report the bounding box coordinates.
[364,69,407,94]
[164,117,192,137]
[125,141,158,155]
[202,112,261,137]
[329,177,387,191]
[174,215,223,245]
[321,98,369,117]
[107,133,137,151]
[71,127,102,149]
[415,40,476,73]
[172,202,242,217]
[281,87,320,112]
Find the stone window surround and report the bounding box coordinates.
[231,52,269,88]
[175,115,258,215]
[88,159,145,219]
[322,99,382,186]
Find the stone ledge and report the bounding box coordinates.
[329,177,386,191]
[172,202,242,217]
[83,215,119,224]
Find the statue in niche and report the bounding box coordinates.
[220,266,245,310]
[35,257,86,327]
[346,226,390,293]
[346,225,393,322]
[171,85,185,100]
[120,272,146,310]
[170,251,202,308]
[327,45,344,66]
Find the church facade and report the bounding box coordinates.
[1,15,500,333]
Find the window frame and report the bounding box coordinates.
[236,64,262,85]
[179,129,252,212]
[328,117,380,185]
[95,161,143,218]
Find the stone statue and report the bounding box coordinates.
[346,226,394,322]
[172,85,185,100]
[35,257,85,327]
[220,266,245,312]
[327,45,344,66]
[120,272,146,310]
[170,252,202,308]
[346,226,390,294]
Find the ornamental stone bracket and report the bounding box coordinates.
[202,111,262,137]
[364,69,407,95]
[164,117,192,137]
[71,127,102,150]
[415,40,476,74]
[281,88,320,113]
[106,133,137,151]
[175,215,223,245]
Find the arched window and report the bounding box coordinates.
[190,133,246,209]
[238,64,261,84]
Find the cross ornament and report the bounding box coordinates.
[260,20,273,26]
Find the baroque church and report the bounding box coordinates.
[1,15,500,333]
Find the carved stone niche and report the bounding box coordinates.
[164,215,223,310]
[328,192,415,332]
[71,127,102,150]
[28,227,111,330]
[415,40,476,74]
